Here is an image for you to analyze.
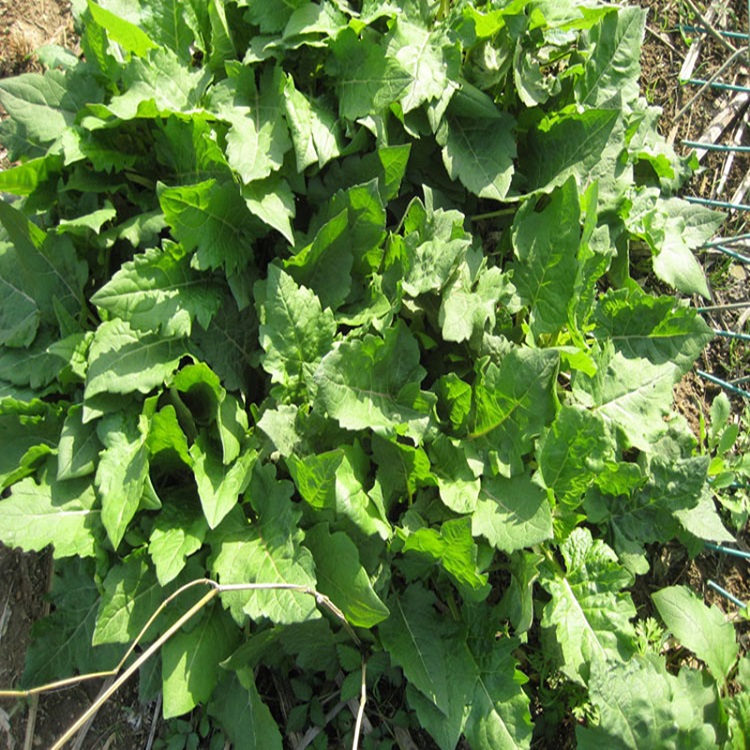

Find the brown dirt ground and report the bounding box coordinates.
[0,1,749,749]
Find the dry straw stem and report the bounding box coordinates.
[0,579,364,750]
[681,0,744,62]
[675,45,749,121]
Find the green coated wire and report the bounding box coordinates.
[686,78,750,93]
[706,543,750,560]
[696,370,750,399]
[703,233,750,247]
[682,140,750,153]
[701,244,750,264]
[681,24,749,40]
[686,195,750,211]
[697,301,750,312]
[707,580,747,609]
[713,330,750,342]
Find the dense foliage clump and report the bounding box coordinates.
[0,0,746,746]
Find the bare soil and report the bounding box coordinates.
[0,1,748,749]
[0,0,73,76]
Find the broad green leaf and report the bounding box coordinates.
[278,618,339,674]
[56,204,117,236]
[140,0,199,61]
[255,265,336,392]
[256,404,301,458]
[401,517,491,601]
[97,48,210,120]
[428,435,481,514]
[330,28,411,120]
[536,406,614,508]
[149,502,208,586]
[206,0,236,73]
[94,547,166,645]
[674,491,735,544]
[284,209,353,311]
[162,605,241,718]
[514,44,560,108]
[385,19,460,114]
[522,109,620,193]
[588,454,710,553]
[208,669,283,750]
[95,407,150,548]
[400,204,472,297]
[288,444,391,538]
[0,201,87,323]
[315,322,436,442]
[574,7,646,108]
[652,585,738,685]
[217,395,249,465]
[435,372,473,433]
[463,2,533,38]
[189,295,258,393]
[667,199,725,249]
[541,528,636,684]
[463,636,533,750]
[577,654,720,749]
[57,403,101,480]
[0,401,63,488]
[727,658,750,747]
[511,176,580,335]
[0,462,102,558]
[380,583,474,720]
[190,437,257,529]
[157,179,258,275]
[242,0,307,33]
[625,193,720,297]
[0,68,102,151]
[287,449,343,509]
[439,265,510,344]
[243,176,296,245]
[147,405,192,468]
[469,348,558,476]
[170,360,226,420]
[594,289,714,374]
[91,245,223,337]
[84,319,185,401]
[0,154,62,195]
[0,243,40,347]
[0,327,64,389]
[101,211,167,251]
[153,116,228,179]
[406,679,469,750]
[209,63,291,184]
[312,144,411,205]
[327,179,387,276]
[87,0,158,57]
[500,551,543,635]
[22,558,120,687]
[439,113,516,201]
[652,231,711,298]
[473,473,553,553]
[209,466,319,625]
[170,361,249,464]
[305,524,390,628]
[283,76,344,171]
[372,434,435,506]
[572,342,678,450]
[278,2,347,49]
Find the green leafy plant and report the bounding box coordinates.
[702,392,750,530]
[0,0,743,747]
